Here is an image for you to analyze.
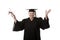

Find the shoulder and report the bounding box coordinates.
[35,17,43,20]
[38,17,43,19]
[22,18,28,21]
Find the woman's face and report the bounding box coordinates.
[28,12,35,18]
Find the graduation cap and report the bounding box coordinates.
[27,9,37,12]
[27,9,37,17]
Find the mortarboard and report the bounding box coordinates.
[27,9,37,12]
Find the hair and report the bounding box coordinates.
[34,11,36,17]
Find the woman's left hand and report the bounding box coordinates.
[45,9,51,19]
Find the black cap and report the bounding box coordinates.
[27,9,37,12]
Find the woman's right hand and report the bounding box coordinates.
[8,10,17,23]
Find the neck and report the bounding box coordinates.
[29,17,34,21]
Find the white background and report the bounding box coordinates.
[0,0,60,40]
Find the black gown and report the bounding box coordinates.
[13,17,50,40]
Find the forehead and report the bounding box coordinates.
[28,12,35,13]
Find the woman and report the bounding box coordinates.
[9,9,51,40]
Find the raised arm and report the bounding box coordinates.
[38,9,51,30]
[8,9,17,23]
[45,9,51,19]
[8,9,25,31]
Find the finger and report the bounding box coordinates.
[8,12,14,17]
[48,9,51,13]
[45,10,47,13]
[9,11,13,15]
[8,11,11,15]
[9,8,13,13]
[48,9,51,12]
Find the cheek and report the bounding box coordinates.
[30,14,34,16]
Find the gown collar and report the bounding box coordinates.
[28,17,36,22]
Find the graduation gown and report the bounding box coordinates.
[13,17,50,40]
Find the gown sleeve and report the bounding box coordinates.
[38,17,50,30]
[13,19,25,31]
